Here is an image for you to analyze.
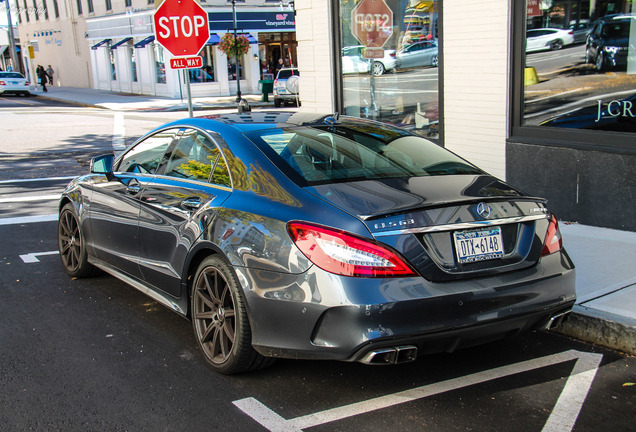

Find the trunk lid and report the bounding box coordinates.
[305,175,551,281]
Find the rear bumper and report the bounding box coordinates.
[238,250,576,361]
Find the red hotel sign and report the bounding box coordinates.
[527,0,542,17]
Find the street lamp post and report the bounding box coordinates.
[231,0,242,103]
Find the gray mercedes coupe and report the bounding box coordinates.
[57,112,575,374]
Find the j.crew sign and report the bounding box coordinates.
[596,98,635,122]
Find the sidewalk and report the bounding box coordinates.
[33,85,274,112]
[34,86,636,355]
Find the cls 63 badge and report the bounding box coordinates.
[374,219,415,230]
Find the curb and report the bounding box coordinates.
[555,306,636,355]
[35,93,275,112]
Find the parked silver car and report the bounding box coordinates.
[273,67,300,107]
[396,40,439,69]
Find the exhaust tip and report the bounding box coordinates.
[546,311,571,330]
[359,346,418,365]
[396,345,418,364]
[359,348,396,365]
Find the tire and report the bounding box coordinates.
[372,61,385,76]
[191,255,274,374]
[550,39,563,50]
[585,47,592,64]
[274,98,281,108]
[57,203,96,278]
[596,51,605,71]
[431,54,439,67]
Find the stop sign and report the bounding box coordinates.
[154,0,209,57]
[351,0,393,48]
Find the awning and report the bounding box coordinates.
[206,34,221,45]
[110,37,133,49]
[90,39,111,50]
[134,36,155,49]
[241,33,258,44]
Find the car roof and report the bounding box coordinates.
[596,13,636,23]
[157,112,349,134]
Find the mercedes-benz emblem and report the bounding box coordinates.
[476,202,492,219]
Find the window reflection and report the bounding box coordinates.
[524,0,636,133]
[154,44,166,84]
[339,0,440,139]
[189,46,217,83]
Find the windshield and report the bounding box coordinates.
[247,124,482,186]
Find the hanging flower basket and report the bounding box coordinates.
[218,33,250,57]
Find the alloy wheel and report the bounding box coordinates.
[58,209,82,273]
[193,266,236,365]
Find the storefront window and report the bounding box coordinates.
[228,56,244,81]
[109,47,116,81]
[130,43,137,83]
[190,46,217,83]
[339,0,440,139]
[524,0,636,132]
[154,44,166,84]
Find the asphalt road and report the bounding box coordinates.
[0,100,634,432]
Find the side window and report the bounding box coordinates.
[164,129,231,187]
[117,129,178,174]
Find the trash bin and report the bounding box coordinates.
[259,79,274,102]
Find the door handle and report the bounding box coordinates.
[181,197,202,211]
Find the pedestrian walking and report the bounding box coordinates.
[36,65,50,92]
[45,65,55,86]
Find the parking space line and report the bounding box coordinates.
[0,194,60,203]
[0,176,75,184]
[233,350,603,432]
[0,214,58,225]
[20,251,59,263]
[112,111,126,152]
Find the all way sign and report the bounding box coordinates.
[170,56,203,69]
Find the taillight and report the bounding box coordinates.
[0,81,5,85]
[287,221,417,277]
[390,52,396,58]
[25,81,29,85]
[541,215,563,256]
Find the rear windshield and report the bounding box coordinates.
[277,69,299,79]
[0,72,24,78]
[246,123,482,186]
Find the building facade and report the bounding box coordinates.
[16,0,297,97]
[295,0,636,232]
[15,0,636,231]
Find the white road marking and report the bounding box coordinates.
[234,350,602,432]
[112,111,126,152]
[0,176,75,184]
[20,250,59,263]
[0,214,58,225]
[0,194,60,203]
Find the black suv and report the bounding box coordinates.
[585,14,634,71]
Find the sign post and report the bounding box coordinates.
[154,0,210,117]
[350,0,393,118]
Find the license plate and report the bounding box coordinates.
[453,226,504,264]
[10,81,18,85]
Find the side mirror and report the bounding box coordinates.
[90,154,114,181]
